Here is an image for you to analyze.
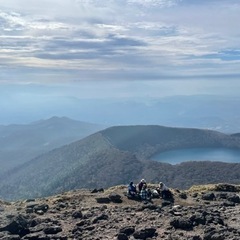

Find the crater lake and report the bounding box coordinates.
[151,147,240,164]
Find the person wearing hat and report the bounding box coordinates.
[159,182,170,199]
[138,179,146,193]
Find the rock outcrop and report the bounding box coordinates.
[0,184,239,239]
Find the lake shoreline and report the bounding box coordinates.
[151,147,240,165]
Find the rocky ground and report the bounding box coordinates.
[0,183,240,240]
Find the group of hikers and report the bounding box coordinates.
[127,179,172,201]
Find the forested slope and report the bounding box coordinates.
[1,125,240,200]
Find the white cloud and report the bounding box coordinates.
[0,0,240,84]
[127,0,179,7]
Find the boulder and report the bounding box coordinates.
[170,217,193,230]
[91,189,98,193]
[203,229,225,240]
[117,233,128,240]
[109,193,122,203]
[0,214,30,237]
[202,192,215,201]
[162,200,172,207]
[33,204,49,214]
[192,193,198,198]
[133,227,156,239]
[178,192,187,199]
[43,225,62,234]
[215,184,238,192]
[119,226,135,236]
[222,201,236,207]
[25,199,36,203]
[76,219,90,227]
[91,188,104,193]
[227,194,240,203]
[215,193,228,200]
[22,232,50,239]
[96,197,110,204]
[72,210,83,219]
[190,213,206,226]
[92,214,108,224]
[1,234,20,240]
[141,204,158,211]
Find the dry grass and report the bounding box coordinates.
[188,183,240,193]
[105,185,127,193]
[188,184,217,193]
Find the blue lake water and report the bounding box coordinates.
[151,148,240,164]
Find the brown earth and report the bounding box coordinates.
[0,183,240,239]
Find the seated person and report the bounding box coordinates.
[151,189,160,198]
[128,181,137,197]
[158,182,171,199]
[140,183,149,201]
[138,179,146,192]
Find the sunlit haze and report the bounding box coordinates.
[0,0,240,126]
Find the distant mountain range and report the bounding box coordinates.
[0,125,240,201]
[2,95,240,133]
[0,116,106,176]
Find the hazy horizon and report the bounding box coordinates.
[1,0,240,127]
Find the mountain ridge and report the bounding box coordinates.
[0,116,106,176]
[101,125,240,159]
[1,125,240,201]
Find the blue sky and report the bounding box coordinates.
[0,0,240,124]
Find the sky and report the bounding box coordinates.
[0,0,240,124]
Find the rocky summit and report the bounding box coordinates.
[0,183,240,240]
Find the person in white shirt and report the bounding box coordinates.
[159,182,170,199]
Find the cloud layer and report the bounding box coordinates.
[0,0,240,83]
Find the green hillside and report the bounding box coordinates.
[101,125,240,159]
[0,117,105,176]
[1,125,240,201]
